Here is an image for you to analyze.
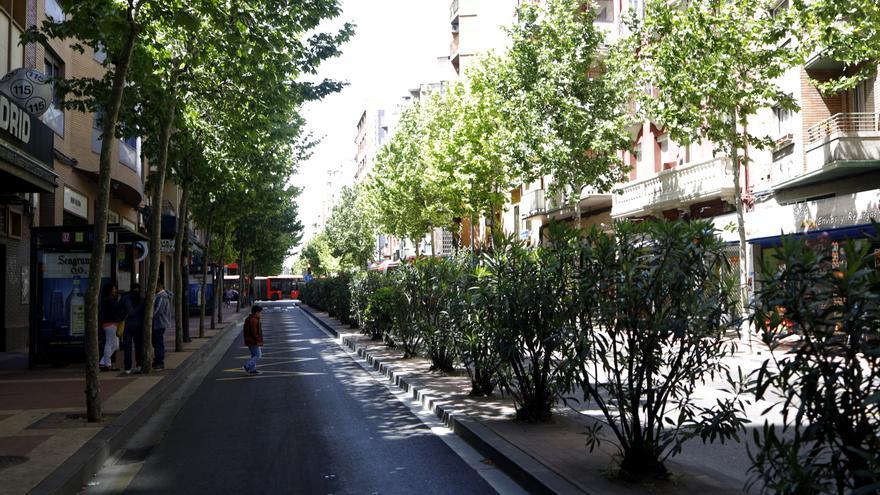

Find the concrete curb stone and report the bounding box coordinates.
[28,313,247,495]
[300,304,586,495]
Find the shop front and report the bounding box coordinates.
[29,225,148,366]
[0,89,57,351]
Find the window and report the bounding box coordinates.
[773,105,793,138]
[45,0,63,21]
[94,43,106,64]
[91,111,103,153]
[0,3,24,76]
[7,208,21,238]
[43,53,65,136]
[595,0,613,22]
[850,81,868,113]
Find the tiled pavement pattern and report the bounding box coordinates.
[0,313,241,495]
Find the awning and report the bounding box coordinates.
[109,223,148,243]
[749,223,877,248]
[772,161,880,191]
[0,138,57,193]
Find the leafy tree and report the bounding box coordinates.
[501,0,632,215]
[325,185,377,270]
[750,230,880,494]
[369,95,460,250]
[626,0,799,310]
[792,0,880,93]
[300,232,340,277]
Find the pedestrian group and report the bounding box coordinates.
[98,281,174,373]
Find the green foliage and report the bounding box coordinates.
[364,286,402,342]
[567,220,746,479]
[792,0,880,93]
[451,256,506,397]
[501,0,632,201]
[368,94,461,245]
[480,228,575,423]
[387,264,423,358]
[350,271,391,331]
[626,0,799,154]
[300,273,353,325]
[750,228,880,494]
[300,233,341,277]
[325,185,377,270]
[409,258,460,372]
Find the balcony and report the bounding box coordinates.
[775,113,880,189]
[521,189,546,219]
[612,157,735,218]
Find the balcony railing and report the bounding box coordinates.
[806,113,880,145]
[521,189,546,217]
[613,157,734,217]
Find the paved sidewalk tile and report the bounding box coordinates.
[0,313,240,495]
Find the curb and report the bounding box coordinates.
[300,305,586,495]
[29,313,247,495]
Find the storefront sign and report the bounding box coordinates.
[0,92,54,166]
[39,253,111,337]
[161,239,174,253]
[63,186,88,219]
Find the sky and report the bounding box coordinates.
[290,1,451,258]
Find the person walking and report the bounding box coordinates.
[121,283,145,374]
[242,305,263,375]
[99,283,125,372]
[152,280,173,371]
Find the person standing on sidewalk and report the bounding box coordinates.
[121,283,145,374]
[152,281,173,371]
[242,305,263,375]
[99,283,125,372]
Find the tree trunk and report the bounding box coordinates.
[140,78,178,376]
[83,18,139,423]
[730,109,749,319]
[217,225,228,324]
[173,180,190,352]
[181,212,191,343]
[198,209,213,338]
[237,246,244,313]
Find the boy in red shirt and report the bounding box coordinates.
[242,305,264,375]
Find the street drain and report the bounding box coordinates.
[0,455,28,471]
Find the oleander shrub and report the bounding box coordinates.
[483,229,576,423]
[412,257,460,372]
[388,263,422,357]
[562,219,746,480]
[350,271,389,330]
[749,227,880,494]
[300,273,353,325]
[451,258,506,396]
[364,285,401,341]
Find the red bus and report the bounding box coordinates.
[257,275,305,301]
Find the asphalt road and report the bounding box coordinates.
[121,301,498,495]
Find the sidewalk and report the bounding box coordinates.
[303,306,762,495]
[0,311,247,495]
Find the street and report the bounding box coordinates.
[98,301,501,494]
